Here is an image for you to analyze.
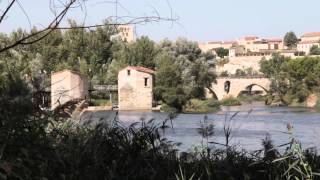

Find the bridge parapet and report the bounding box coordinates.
[92,85,118,92]
[217,75,267,79]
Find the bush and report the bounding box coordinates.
[220,97,241,106]
[90,99,111,106]
[184,99,220,113]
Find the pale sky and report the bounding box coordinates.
[1,0,320,42]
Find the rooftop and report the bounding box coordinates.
[126,66,156,74]
[51,69,86,77]
[302,32,320,37]
[244,36,259,41]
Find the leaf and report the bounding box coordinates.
[272,156,290,163]
[284,160,299,175]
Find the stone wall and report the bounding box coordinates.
[118,67,154,110]
[216,56,271,74]
[51,70,88,110]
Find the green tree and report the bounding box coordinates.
[158,38,217,99]
[215,47,229,58]
[260,54,290,103]
[189,60,216,99]
[155,53,187,112]
[309,45,320,55]
[284,31,298,49]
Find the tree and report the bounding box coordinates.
[284,31,298,49]
[215,47,229,58]
[189,60,216,99]
[260,54,290,103]
[309,45,320,55]
[157,38,217,99]
[155,53,187,112]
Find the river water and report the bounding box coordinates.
[81,102,320,152]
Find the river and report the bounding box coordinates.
[81,102,320,152]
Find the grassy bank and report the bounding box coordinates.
[220,97,242,106]
[184,99,220,113]
[90,99,112,106]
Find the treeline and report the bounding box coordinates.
[260,54,320,107]
[0,20,217,112]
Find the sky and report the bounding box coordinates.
[1,0,320,42]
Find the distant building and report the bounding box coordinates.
[229,45,246,57]
[199,36,284,56]
[51,69,89,110]
[297,32,320,54]
[111,25,135,42]
[118,66,155,110]
[301,32,320,42]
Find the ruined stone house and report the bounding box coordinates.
[118,66,155,110]
[51,69,89,110]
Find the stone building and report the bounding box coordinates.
[111,25,135,42]
[51,69,89,110]
[118,66,155,110]
[297,32,320,54]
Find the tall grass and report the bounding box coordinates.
[1,112,320,180]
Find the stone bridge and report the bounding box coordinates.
[207,76,271,100]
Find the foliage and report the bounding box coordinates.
[215,47,229,58]
[310,45,320,55]
[284,31,298,49]
[90,99,111,106]
[235,67,259,77]
[273,124,320,179]
[220,97,242,106]
[260,54,290,104]
[184,99,220,113]
[220,70,229,77]
[155,53,187,112]
[260,54,320,106]
[155,38,217,111]
[1,76,320,180]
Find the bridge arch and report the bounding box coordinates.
[209,77,271,100]
[236,83,269,98]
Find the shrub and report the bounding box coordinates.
[90,99,111,106]
[184,99,220,113]
[220,97,241,106]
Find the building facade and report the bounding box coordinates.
[111,25,135,42]
[199,36,284,56]
[118,66,155,110]
[297,32,320,54]
[51,69,89,110]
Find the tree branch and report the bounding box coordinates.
[0,0,16,24]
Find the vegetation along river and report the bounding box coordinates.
[81,102,320,152]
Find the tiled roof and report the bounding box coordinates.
[302,32,320,37]
[51,69,86,77]
[266,38,283,42]
[208,41,222,44]
[244,36,259,41]
[126,66,155,74]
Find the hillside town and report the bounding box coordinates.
[199,32,320,57]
